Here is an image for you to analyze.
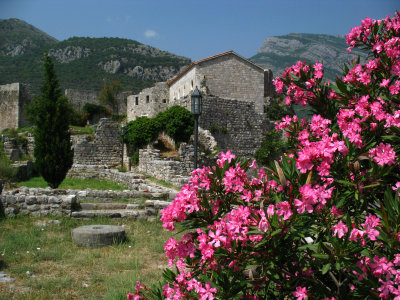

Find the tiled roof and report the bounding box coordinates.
[167,50,264,86]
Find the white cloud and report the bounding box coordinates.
[144,29,158,38]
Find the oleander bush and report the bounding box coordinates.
[128,12,400,300]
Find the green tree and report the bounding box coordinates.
[98,80,122,114]
[27,53,73,188]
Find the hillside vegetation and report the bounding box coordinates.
[0,18,191,95]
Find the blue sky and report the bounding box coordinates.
[0,0,398,61]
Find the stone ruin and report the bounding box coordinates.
[71,118,122,171]
[0,83,32,132]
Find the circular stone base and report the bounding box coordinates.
[71,225,126,247]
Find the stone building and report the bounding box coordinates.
[127,50,273,121]
[126,51,273,158]
[168,50,271,113]
[0,83,32,132]
[126,82,169,120]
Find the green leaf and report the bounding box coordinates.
[298,244,318,251]
[271,229,282,237]
[322,263,331,274]
[312,253,329,259]
[337,180,357,187]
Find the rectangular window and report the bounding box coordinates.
[135,97,139,105]
[146,95,150,103]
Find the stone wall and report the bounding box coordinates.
[127,82,169,121]
[65,89,130,115]
[0,187,175,218]
[174,95,272,157]
[1,188,77,217]
[136,143,194,187]
[71,118,122,169]
[0,83,32,132]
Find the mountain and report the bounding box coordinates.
[250,33,368,81]
[0,18,191,95]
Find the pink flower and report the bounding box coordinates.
[369,143,397,166]
[380,78,390,87]
[393,182,400,197]
[216,150,236,168]
[198,282,217,300]
[331,220,348,238]
[276,201,293,220]
[293,286,308,300]
[267,204,275,218]
[331,206,343,218]
[127,293,134,300]
[273,78,284,93]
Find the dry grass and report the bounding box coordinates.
[0,216,181,300]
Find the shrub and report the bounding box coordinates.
[265,94,294,121]
[124,117,161,151]
[128,12,400,299]
[156,106,194,144]
[0,155,16,183]
[124,106,193,155]
[130,151,139,166]
[254,129,288,166]
[70,109,87,127]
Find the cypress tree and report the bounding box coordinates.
[27,53,73,188]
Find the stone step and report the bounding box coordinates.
[71,200,171,219]
[71,209,148,219]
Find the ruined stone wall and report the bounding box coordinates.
[0,83,32,132]
[65,89,129,115]
[127,82,169,121]
[71,118,122,169]
[136,143,194,186]
[1,188,76,217]
[174,95,272,158]
[0,187,175,218]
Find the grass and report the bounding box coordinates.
[69,125,95,136]
[17,177,130,190]
[0,216,182,299]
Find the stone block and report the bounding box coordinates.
[48,196,61,204]
[25,196,37,205]
[27,204,39,211]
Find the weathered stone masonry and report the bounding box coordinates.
[71,118,122,169]
[174,95,272,157]
[65,88,130,115]
[0,83,32,132]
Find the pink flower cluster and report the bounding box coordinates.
[273,60,325,107]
